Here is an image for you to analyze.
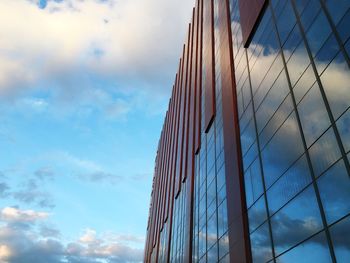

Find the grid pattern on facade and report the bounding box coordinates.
[145,0,350,262]
[230,0,350,262]
[192,1,230,262]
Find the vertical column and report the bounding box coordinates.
[175,26,191,198]
[182,20,194,184]
[239,0,267,46]
[220,0,252,262]
[195,0,203,155]
[184,6,199,262]
[166,56,183,262]
[202,0,216,132]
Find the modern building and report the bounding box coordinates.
[144,0,350,262]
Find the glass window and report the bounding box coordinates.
[243,141,259,172]
[250,222,273,263]
[219,252,230,263]
[271,185,323,256]
[346,40,350,60]
[250,158,264,202]
[248,195,267,233]
[317,159,350,224]
[298,83,331,147]
[199,226,207,259]
[325,0,350,25]
[305,11,332,57]
[283,24,302,61]
[293,65,316,104]
[313,34,339,75]
[320,51,350,120]
[207,176,216,208]
[218,199,228,238]
[259,94,294,148]
[261,112,304,188]
[253,54,284,111]
[330,215,350,263]
[207,212,218,250]
[255,71,289,133]
[275,231,332,263]
[293,0,311,16]
[218,232,229,260]
[245,169,254,208]
[208,243,218,262]
[274,0,296,45]
[286,41,310,87]
[336,8,350,43]
[309,128,341,176]
[299,0,321,32]
[267,155,311,215]
[216,165,226,196]
[240,102,253,133]
[336,107,350,154]
[240,119,257,155]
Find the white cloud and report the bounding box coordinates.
[0,244,12,262]
[0,219,144,263]
[0,207,49,223]
[79,229,99,244]
[0,0,194,97]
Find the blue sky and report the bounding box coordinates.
[0,0,193,262]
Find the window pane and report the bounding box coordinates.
[271,186,323,256]
[218,232,229,260]
[330,215,350,263]
[262,112,304,188]
[267,155,311,215]
[336,108,350,154]
[298,83,331,147]
[248,196,267,233]
[304,11,332,57]
[320,52,350,119]
[255,71,290,132]
[317,160,350,224]
[218,199,228,238]
[251,158,264,202]
[275,231,332,263]
[274,0,296,45]
[293,65,316,104]
[309,128,341,176]
[325,0,350,25]
[259,94,294,148]
[250,222,273,263]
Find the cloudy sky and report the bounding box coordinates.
[0,0,193,262]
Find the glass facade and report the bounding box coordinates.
[230,0,350,262]
[145,0,350,262]
[192,0,230,262]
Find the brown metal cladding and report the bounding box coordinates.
[165,76,178,222]
[239,0,267,47]
[175,27,191,198]
[145,167,156,262]
[184,6,198,262]
[161,108,171,227]
[165,56,183,262]
[181,20,194,184]
[202,0,216,133]
[174,45,186,198]
[158,111,169,233]
[220,0,252,262]
[154,120,166,260]
[195,0,203,154]
[151,155,160,261]
[163,91,175,224]
[152,129,163,250]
